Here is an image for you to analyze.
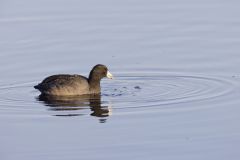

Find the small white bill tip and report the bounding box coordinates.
[107,71,113,79]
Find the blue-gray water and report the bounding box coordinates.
[1,0,240,160]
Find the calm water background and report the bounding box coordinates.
[1,0,240,159]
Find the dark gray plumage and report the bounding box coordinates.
[34,64,113,96]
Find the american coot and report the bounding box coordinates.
[34,64,113,96]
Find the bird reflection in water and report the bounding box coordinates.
[37,94,112,123]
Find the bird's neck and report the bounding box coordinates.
[88,76,101,94]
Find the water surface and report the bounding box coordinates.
[1,0,240,160]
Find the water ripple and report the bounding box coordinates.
[0,72,237,117]
[102,73,236,110]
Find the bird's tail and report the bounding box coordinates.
[34,84,40,89]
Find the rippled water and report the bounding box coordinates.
[1,0,240,160]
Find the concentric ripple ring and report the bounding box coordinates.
[0,73,236,115]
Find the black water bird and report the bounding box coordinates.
[34,64,113,96]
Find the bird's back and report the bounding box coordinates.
[34,74,90,96]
